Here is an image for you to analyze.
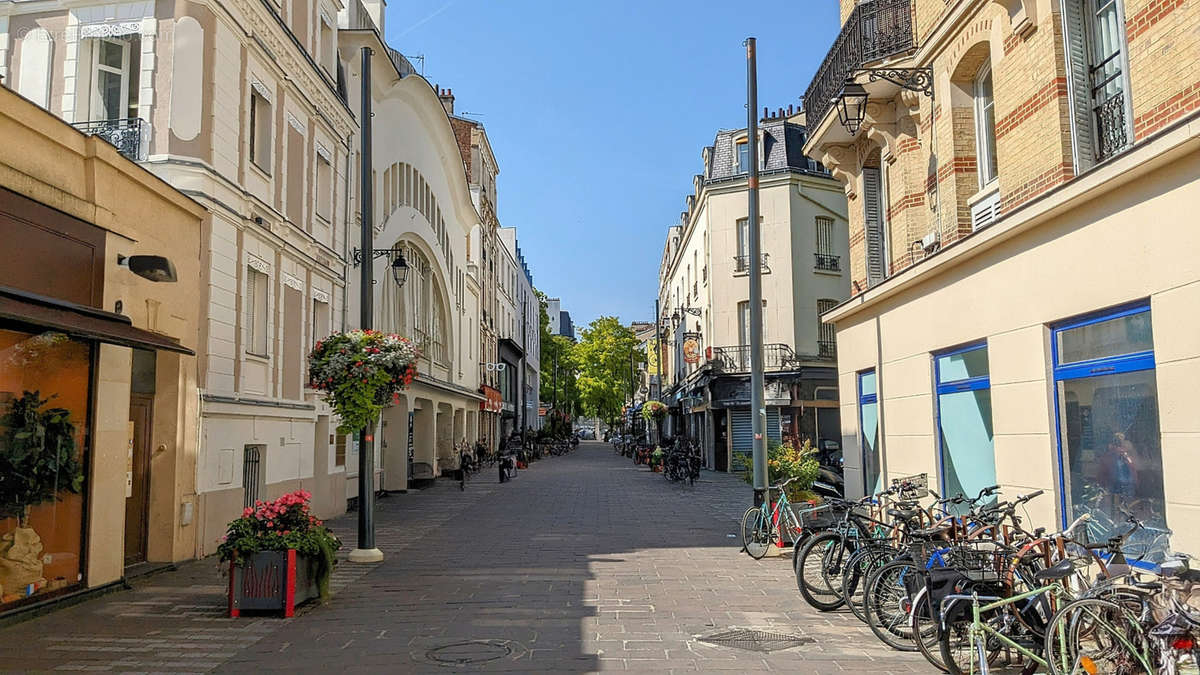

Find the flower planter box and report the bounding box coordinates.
[228,549,319,618]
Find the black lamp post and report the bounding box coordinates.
[835,80,869,134]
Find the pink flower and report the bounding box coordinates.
[266,521,274,528]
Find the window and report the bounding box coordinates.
[859,370,882,496]
[736,138,749,173]
[815,216,839,271]
[935,343,995,512]
[315,154,332,222]
[737,300,767,348]
[90,37,138,121]
[334,434,346,468]
[973,63,998,187]
[863,167,885,286]
[1052,302,1167,560]
[320,18,335,75]
[817,299,837,358]
[312,297,329,346]
[246,266,269,355]
[243,445,263,508]
[1062,0,1132,166]
[249,88,272,172]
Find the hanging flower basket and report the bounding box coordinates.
[308,330,420,434]
[642,400,668,423]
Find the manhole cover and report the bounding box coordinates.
[697,628,815,653]
[425,640,512,665]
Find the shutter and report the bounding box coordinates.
[863,167,885,286]
[731,408,753,451]
[970,190,1002,231]
[1060,0,1096,172]
[766,408,782,444]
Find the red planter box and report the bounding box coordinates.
[228,549,319,618]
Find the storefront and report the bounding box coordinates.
[0,86,204,614]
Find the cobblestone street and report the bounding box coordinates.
[0,442,930,673]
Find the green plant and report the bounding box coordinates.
[741,439,821,501]
[216,490,341,601]
[641,400,667,423]
[308,330,420,434]
[0,390,84,521]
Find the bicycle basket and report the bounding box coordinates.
[943,541,1008,584]
[791,502,840,531]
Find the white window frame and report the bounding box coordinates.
[973,62,998,188]
[90,37,131,121]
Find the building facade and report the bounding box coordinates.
[0,83,205,612]
[807,0,1200,556]
[499,227,541,433]
[657,114,850,472]
[2,0,357,556]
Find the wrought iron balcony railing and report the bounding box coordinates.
[711,344,799,374]
[72,118,148,162]
[803,0,915,132]
[733,253,769,274]
[818,340,837,359]
[814,253,841,271]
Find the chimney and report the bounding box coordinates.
[762,106,768,119]
[788,104,794,115]
[438,88,455,115]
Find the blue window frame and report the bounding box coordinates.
[858,370,882,496]
[934,342,995,511]
[1051,301,1169,563]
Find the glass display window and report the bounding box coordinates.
[0,326,92,608]
[934,343,996,513]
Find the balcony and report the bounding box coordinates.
[733,253,770,274]
[710,344,799,374]
[818,340,837,359]
[803,0,915,131]
[72,118,148,162]
[814,253,841,272]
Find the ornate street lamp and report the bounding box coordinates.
[835,80,869,134]
[352,246,410,288]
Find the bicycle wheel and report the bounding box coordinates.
[864,559,920,651]
[796,531,851,611]
[843,545,897,624]
[938,611,1007,675]
[910,587,950,672]
[741,507,771,560]
[1043,598,1147,675]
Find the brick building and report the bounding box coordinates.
[806,0,1200,558]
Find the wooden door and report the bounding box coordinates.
[124,394,153,565]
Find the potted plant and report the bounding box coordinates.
[0,391,84,598]
[219,490,340,617]
[308,330,420,435]
[741,439,821,544]
[642,400,667,442]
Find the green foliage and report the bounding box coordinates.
[0,391,84,520]
[641,400,667,422]
[308,330,419,434]
[741,439,821,501]
[574,317,642,428]
[217,490,341,601]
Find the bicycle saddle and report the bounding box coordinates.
[1034,558,1075,582]
[887,508,921,522]
[911,523,952,539]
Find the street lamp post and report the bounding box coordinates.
[745,38,768,508]
[350,46,384,564]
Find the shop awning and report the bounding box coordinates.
[0,286,193,355]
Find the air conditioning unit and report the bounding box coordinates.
[970,190,1002,231]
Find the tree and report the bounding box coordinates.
[573,317,643,431]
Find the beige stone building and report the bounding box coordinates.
[657,115,849,472]
[2,0,359,555]
[806,0,1200,557]
[0,83,205,612]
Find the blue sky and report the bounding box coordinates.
[383,1,841,328]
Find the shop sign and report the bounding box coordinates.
[683,338,700,364]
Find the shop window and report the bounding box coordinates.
[1053,303,1167,560]
[0,328,92,609]
[859,369,882,496]
[935,343,995,512]
[249,88,272,173]
[246,266,269,356]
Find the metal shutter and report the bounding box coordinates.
[731,407,782,451]
[863,167,885,287]
[1060,0,1096,172]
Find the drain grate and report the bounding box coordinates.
[697,628,815,653]
[425,640,512,665]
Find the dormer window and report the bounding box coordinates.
[736,138,749,174]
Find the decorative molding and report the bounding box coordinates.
[78,20,142,38]
[286,112,305,135]
[315,141,331,162]
[250,79,273,105]
[247,256,272,275]
[283,273,305,291]
[312,288,330,304]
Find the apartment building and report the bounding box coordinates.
[499,227,541,433]
[657,114,850,472]
[2,0,357,555]
[807,0,1200,556]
